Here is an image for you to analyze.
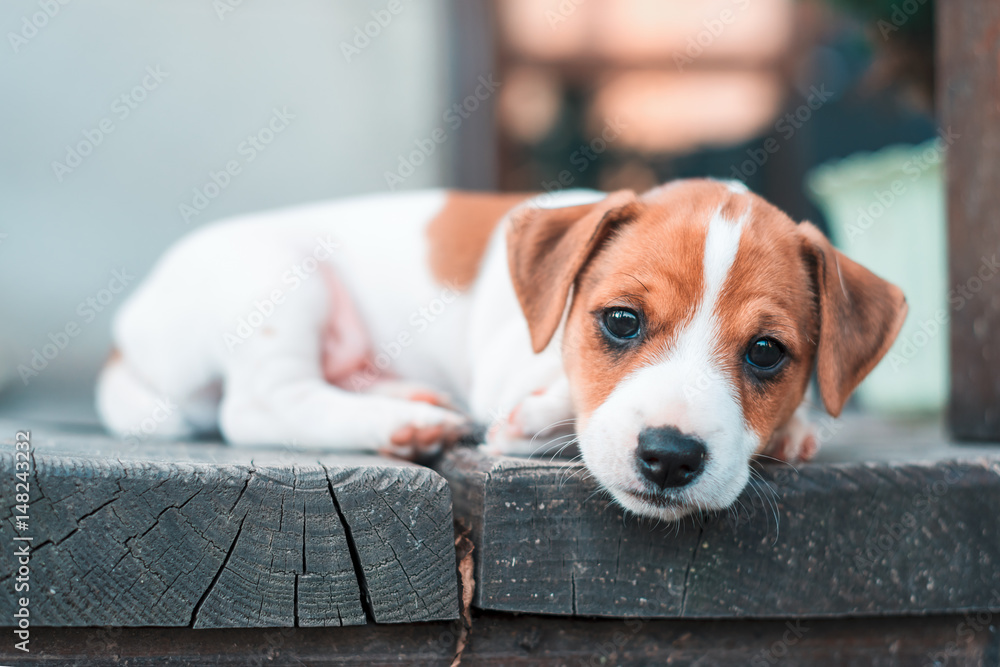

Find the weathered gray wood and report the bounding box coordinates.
[436,441,1000,618]
[188,465,365,628]
[326,466,458,624]
[0,422,458,628]
[940,0,1000,441]
[3,613,994,666]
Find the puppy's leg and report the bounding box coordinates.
[97,355,211,441]
[482,376,575,457]
[363,379,458,410]
[470,321,575,456]
[762,405,819,463]
[218,278,467,458]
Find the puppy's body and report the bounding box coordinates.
[99,180,906,521]
[99,189,574,448]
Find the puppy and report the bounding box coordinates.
[97,179,906,521]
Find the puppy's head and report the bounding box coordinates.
[507,179,907,521]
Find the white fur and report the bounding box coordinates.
[720,179,749,194]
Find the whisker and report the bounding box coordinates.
[584,487,607,504]
[560,463,590,488]
[754,454,800,473]
[748,471,781,543]
[551,440,580,462]
[745,474,771,536]
[527,431,571,455]
[530,432,577,458]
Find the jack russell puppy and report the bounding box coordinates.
[97,179,906,521]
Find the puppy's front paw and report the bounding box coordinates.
[481,386,575,458]
[379,403,470,461]
[764,411,819,463]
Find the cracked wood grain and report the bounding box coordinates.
[0,424,459,628]
[324,465,458,623]
[0,452,251,626]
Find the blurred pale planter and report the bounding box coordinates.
[807,140,947,413]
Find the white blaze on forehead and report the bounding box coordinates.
[656,206,745,375]
[702,207,745,307]
[600,206,749,436]
[577,203,758,518]
[606,205,746,443]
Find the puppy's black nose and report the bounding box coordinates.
[636,427,707,489]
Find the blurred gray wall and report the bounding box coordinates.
[0,0,450,421]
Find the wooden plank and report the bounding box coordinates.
[1,613,993,666]
[0,422,458,628]
[436,440,1000,618]
[940,0,1000,440]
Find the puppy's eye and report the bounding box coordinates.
[602,308,641,340]
[745,338,785,370]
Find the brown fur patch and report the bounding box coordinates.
[426,191,534,290]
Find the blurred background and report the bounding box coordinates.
[0,0,940,426]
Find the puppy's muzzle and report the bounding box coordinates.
[636,426,707,490]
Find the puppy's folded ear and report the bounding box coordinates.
[799,222,908,417]
[507,190,638,353]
